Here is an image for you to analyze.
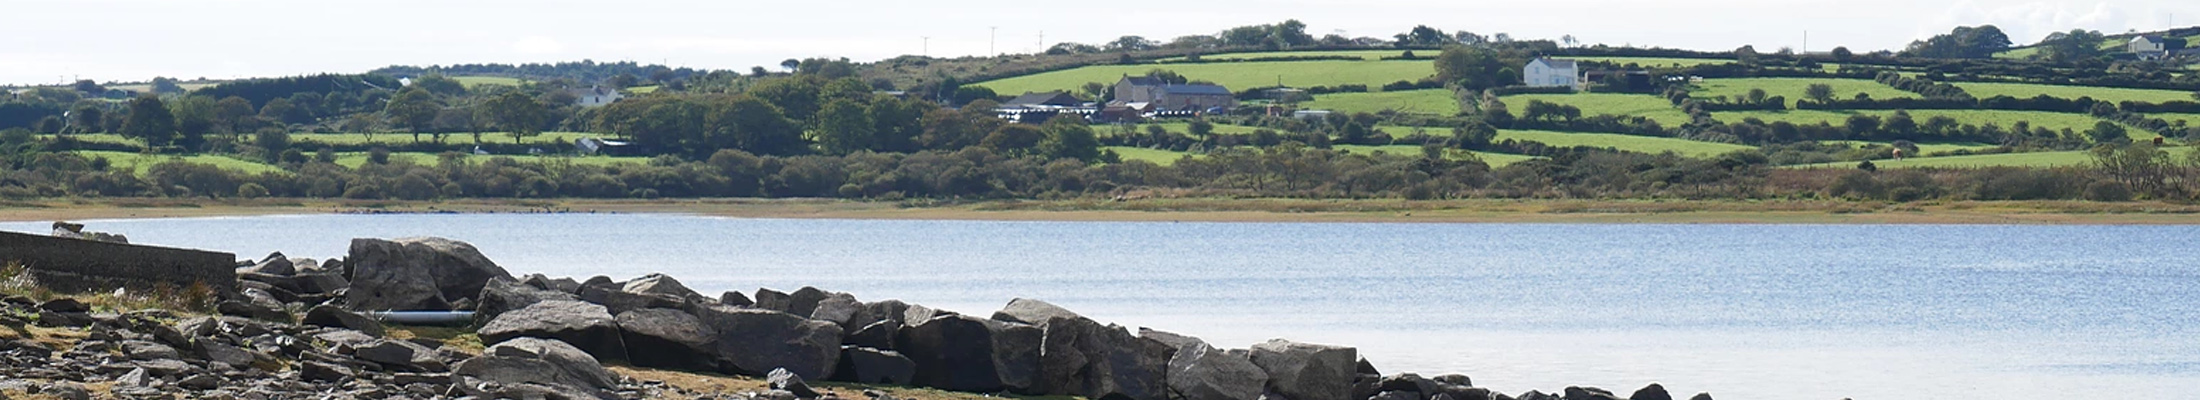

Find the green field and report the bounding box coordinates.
[974,60,1434,95]
[452,76,525,88]
[331,152,653,168]
[1714,109,2154,140]
[1105,146,1196,165]
[1954,82,2196,104]
[1499,93,1692,126]
[1489,129,1755,157]
[1691,77,1917,107]
[1330,145,1536,167]
[40,133,139,147]
[74,151,287,176]
[1818,140,2000,155]
[289,131,602,146]
[1299,89,1458,114]
[1163,50,1412,61]
[628,86,661,94]
[1794,146,2197,169]
[1565,56,1734,68]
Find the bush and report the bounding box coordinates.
[236,183,269,199]
[2085,180,2133,201]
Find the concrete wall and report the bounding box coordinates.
[0,230,235,294]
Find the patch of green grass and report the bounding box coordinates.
[332,152,653,168]
[452,76,524,88]
[1691,78,1917,107]
[1954,82,2196,104]
[1499,93,1692,126]
[38,133,139,147]
[975,60,1435,96]
[1298,89,1458,115]
[1792,147,2197,169]
[627,86,661,94]
[1331,144,1536,167]
[1105,146,1196,165]
[1488,129,1755,157]
[1565,56,1734,68]
[1161,50,1411,61]
[75,151,288,176]
[1713,109,2144,140]
[1818,140,2000,155]
[288,131,602,146]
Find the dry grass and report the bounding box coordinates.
[609,365,1082,400]
[0,262,217,314]
[387,325,484,355]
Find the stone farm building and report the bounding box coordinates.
[1113,76,1235,112]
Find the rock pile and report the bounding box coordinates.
[0,235,1714,400]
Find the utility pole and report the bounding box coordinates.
[990,27,998,55]
[922,36,930,57]
[1803,30,1808,54]
[1038,31,1045,52]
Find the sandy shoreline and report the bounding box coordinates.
[5,197,2200,225]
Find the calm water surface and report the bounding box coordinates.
[7,214,2196,400]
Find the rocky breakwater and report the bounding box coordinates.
[0,235,1717,400]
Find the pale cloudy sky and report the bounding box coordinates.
[1,0,2192,86]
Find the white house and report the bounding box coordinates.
[572,86,623,107]
[1523,58,1579,89]
[2131,35,2167,54]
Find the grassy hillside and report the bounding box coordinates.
[290,132,603,146]
[75,151,287,176]
[1106,146,1195,165]
[452,76,525,88]
[1298,89,1458,114]
[1691,78,1917,106]
[1954,82,2196,104]
[1106,145,1536,167]
[331,152,652,168]
[1162,50,1411,61]
[1490,129,1755,157]
[1794,146,2196,169]
[1499,93,1692,126]
[1566,56,1734,68]
[1713,109,2154,140]
[1819,140,2000,154]
[974,60,1434,95]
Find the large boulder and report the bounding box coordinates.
[622,273,702,299]
[302,305,385,337]
[786,287,834,317]
[895,314,1042,393]
[579,284,686,316]
[476,277,581,326]
[1627,384,1671,400]
[454,337,620,399]
[1250,339,1357,400]
[479,300,627,362]
[811,292,862,327]
[355,339,446,372]
[849,299,909,330]
[767,367,821,398]
[1168,343,1268,400]
[346,237,513,311]
[239,252,294,275]
[832,346,916,385]
[1036,317,1172,400]
[692,306,844,379]
[616,308,717,371]
[990,298,1082,326]
[753,288,792,312]
[1562,387,1620,400]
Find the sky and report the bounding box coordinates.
[1,0,2194,86]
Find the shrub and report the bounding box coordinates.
[2085,181,2133,202]
[236,183,269,198]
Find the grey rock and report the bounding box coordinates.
[832,346,916,385]
[176,374,223,390]
[894,314,1041,393]
[116,367,153,387]
[1433,385,1492,400]
[217,289,292,322]
[1376,374,1439,399]
[523,274,583,294]
[846,319,900,349]
[475,276,580,326]
[616,308,716,371]
[199,342,258,368]
[300,360,355,382]
[1358,357,1380,375]
[242,252,295,275]
[989,298,1082,326]
[1138,327,1206,351]
[356,339,445,372]
[1373,391,1420,400]
[1563,387,1620,400]
[578,284,685,316]
[1686,393,1712,400]
[1250,339,1357,400]
[312,328,379,347]
[37,298,88,313]
[479,300,627,362]
[692,306,843,379]
[301,305,384,337]
[811,293,861,327]
[346,237,513,311]
[622,273,702,299]
[850,299,909,329]
[50,382,90,400]
[454,337,619,398]
[753,288,791,312]
[121,340,180,361]
[1033,315,1172,400]
[720,291,754,307]
[786,287,833,317]
[1431,374,1472,387]
[767,367,821,398]
[1168,343,1268,400]
[1628,384,1672,400]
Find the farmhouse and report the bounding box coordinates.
[2131,35,2189,60]
[1114,76,1235,112]
[574,137,638,156]
[1523,58,1579,89]
[1003,91,1084,108]
[572,86,623,107]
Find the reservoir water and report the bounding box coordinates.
[6,214,2196,400]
